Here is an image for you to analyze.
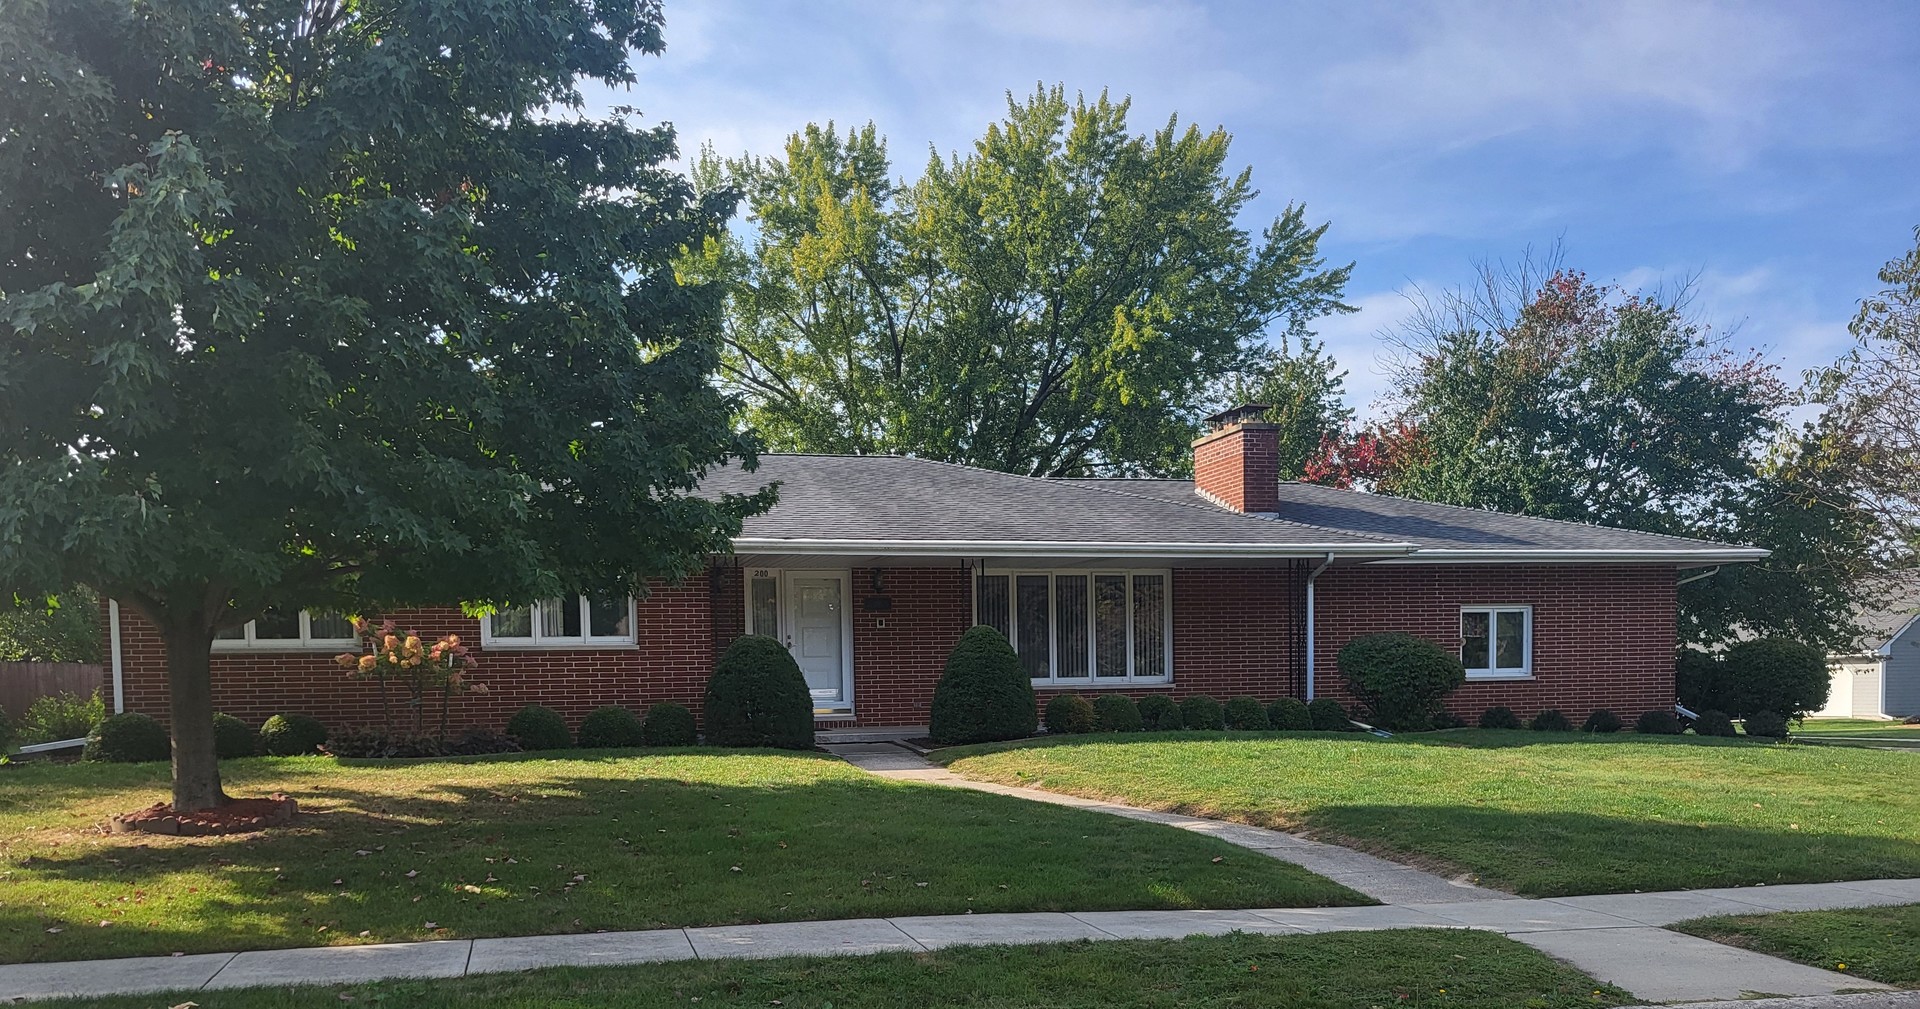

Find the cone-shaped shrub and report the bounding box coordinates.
[1137,694,1184,731]
[643,703,698,746]
[1268,697,1312,730]
[706,635,816,749]
[1044,693,1097,734]
[929,626,1037,745]
[577,705,645,748]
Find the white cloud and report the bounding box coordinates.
[1303,288,1430,418]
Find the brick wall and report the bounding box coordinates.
[106,561,1677,732]
[1310,564,1677,721]
[1192,424,1281,514]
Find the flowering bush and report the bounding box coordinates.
[335,618,484,741]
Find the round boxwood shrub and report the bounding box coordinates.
[705,635,816,749]
[1743,709,1790,740]
[1478,706,1523,730]
[929,626,1037,745]
[1093,694,1143,733]
[1045,693,1097,734]
[1724,638,1828,719]
[260,713,328,756]
[643,703,698,747]
[1530,709,1572,732]
[506,704,573,750]
[83,712,170,763]
[1179,694,1225,731]
[1337,632,1466,731]
[1635,709,1684,735]
[212,713,260,759]
[1676,647,1733,715]
[1224,696,1270,731]
[1693,709,1738,738]
[1306,697,1350,731]
[1136,694,1183,731]
[1430,709,1467,730]
[1268,697,1312,730]
[1582,709,1623,734]
[577,705,645,749]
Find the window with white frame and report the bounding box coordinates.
[482,595,635,647]
[1460,605,1531,678]
[213,609,356,650]
[973,569,1171,684]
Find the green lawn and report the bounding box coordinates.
[1675,904,1920,988]
[54,929,1630,1009]
[1792,719,1920,750]
[937,730,1920,896]
[0,750,1362,964]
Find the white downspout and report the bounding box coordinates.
[109,598,125,713]
[1304,553,1334,701]
[1676,565,1721,587]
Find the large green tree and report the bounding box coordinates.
[1217,336,1355,480]
[1369,259,1885,649]
[684,87,1354,477]
[0,0,765,809]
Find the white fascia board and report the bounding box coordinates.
[1367,547,1772,565]
[730,538,1418,560]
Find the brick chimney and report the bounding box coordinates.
[1193,404,1280,515]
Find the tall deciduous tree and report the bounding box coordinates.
[1370,256,1886,649]
[684,87,1354,476]
[0,0,765,810]
[1217,337,1355,480]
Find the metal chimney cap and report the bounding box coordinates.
[1203,403,1273,431]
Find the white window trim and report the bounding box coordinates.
[973,567,1173,686]
[212,610,357,652]
[480,595,639,650]
[1461,604,1533,679]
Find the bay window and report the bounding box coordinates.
[974,569,1171,684]
[1461,605,1531,678]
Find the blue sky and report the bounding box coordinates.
[600,1,1920,412]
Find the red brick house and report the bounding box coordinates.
[101,407,1765,736]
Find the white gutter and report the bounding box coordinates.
[732,538,1418,560]
[108,598,125,714]
[1366,547,1770,565]
[1675,566,1722,587]
[16,737,86,755]
[1303,553,1335,701]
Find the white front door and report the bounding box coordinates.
[781,571,851,710]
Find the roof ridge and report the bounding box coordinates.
[1057,477,1413,546]
[1276,480,1745,550]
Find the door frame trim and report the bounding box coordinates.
[743,566,854,715]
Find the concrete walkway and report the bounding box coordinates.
[2,744,1913,1004]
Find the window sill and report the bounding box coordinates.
[1465,672,1534,681]
[1031,679,1172,689]
[480,640,640,651]
[213,644,356,654]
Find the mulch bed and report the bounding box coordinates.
[107,794,297,837]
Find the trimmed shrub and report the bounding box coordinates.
[1224,696,1270,731]
[1045,693,1097,734]
[577,705,645,749]
[1743,709,1790,740]
[1676,647,1734,714]
[1724,639,1828,719]
[446,728,523,756]
[506,705,573,750]
[1582,709,1623,734]
[1179,694,1225,731]
[1530,709,1572,732]
[1337,632,1466,731]
[643,703,698,747]
[1693,709,1738,738]
[322,729,443,759]
[83,712,170,763]
[1136,694,1183,731]
[928,626,1037,745]
[1635,709,1684,735]
[705,635,816,749]
[1306,697,1350,731]
[1478,706,1523,730]
[212,713,259,759]
[1268,697,1312,730]
[1430,709,1467,730]
[260,713,328,756]
[1093,694,1143,733]
[16,690,104,745]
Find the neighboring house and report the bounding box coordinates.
[1815,573,1920,720]
[99,406,1767,734]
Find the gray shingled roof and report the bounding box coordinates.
[700,455,1405,556]
[1853,571,1920,652]
[699,455,1765,562]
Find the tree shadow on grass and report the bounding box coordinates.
[0,762,1360,965]
[1302,804,1920,897]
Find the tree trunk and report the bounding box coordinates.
[163,627,229,811]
